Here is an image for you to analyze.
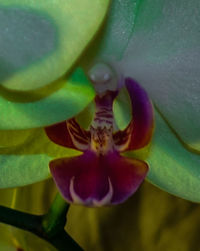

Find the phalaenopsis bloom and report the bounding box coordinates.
[45,63,154,206]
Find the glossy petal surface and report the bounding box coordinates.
[0,68,95,129]
[114,78,154,151]
[50,151,148,206]
[120,0,200,151]
[0,0,109,91]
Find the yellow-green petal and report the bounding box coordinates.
[0,128,81,188]
[9,181,57,251]
[0,68,95,129]
[0,0,109,91]
[0,129,32,148]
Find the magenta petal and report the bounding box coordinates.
[114,78,154,151]
[50,150,148,206]
[106,152,148,204]
[45,121,74,148]
[45,118,90,151]
[49,151,111,206]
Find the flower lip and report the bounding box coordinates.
[50,151,148,206]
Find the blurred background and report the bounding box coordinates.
[0,178,200,251]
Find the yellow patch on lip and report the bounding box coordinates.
[90,126,114,155]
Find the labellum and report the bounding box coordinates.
[45,63,154,206]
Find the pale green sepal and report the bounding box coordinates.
[120,0,200,151]
[127,110,200,203]
[80,0,140,70]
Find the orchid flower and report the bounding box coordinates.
[45,63,154,206]
[0,0,199,209]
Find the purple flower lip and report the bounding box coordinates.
[45,74,154,207]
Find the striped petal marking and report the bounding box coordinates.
[45,63,154,206]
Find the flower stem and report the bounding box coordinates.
[0,193,83,251]
[42,192,70,237]
[0,204,42,233]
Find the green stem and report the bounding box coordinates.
[0,205,42,234]
[0,193,83,251]
[42,192,69,237]
[41,193,83,250]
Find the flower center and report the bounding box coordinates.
[88,63,118,155]
[90,93,116,155]
[88,62,118,95]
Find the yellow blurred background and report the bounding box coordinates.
[0,179,200,251]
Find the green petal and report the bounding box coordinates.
[119,0,200,151]
[0,128,81,188]
[127,110,200,203]
[0,0,109,91]
[0,68,95,129]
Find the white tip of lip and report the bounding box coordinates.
[69,177,85,204]
[69,176,113,207]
